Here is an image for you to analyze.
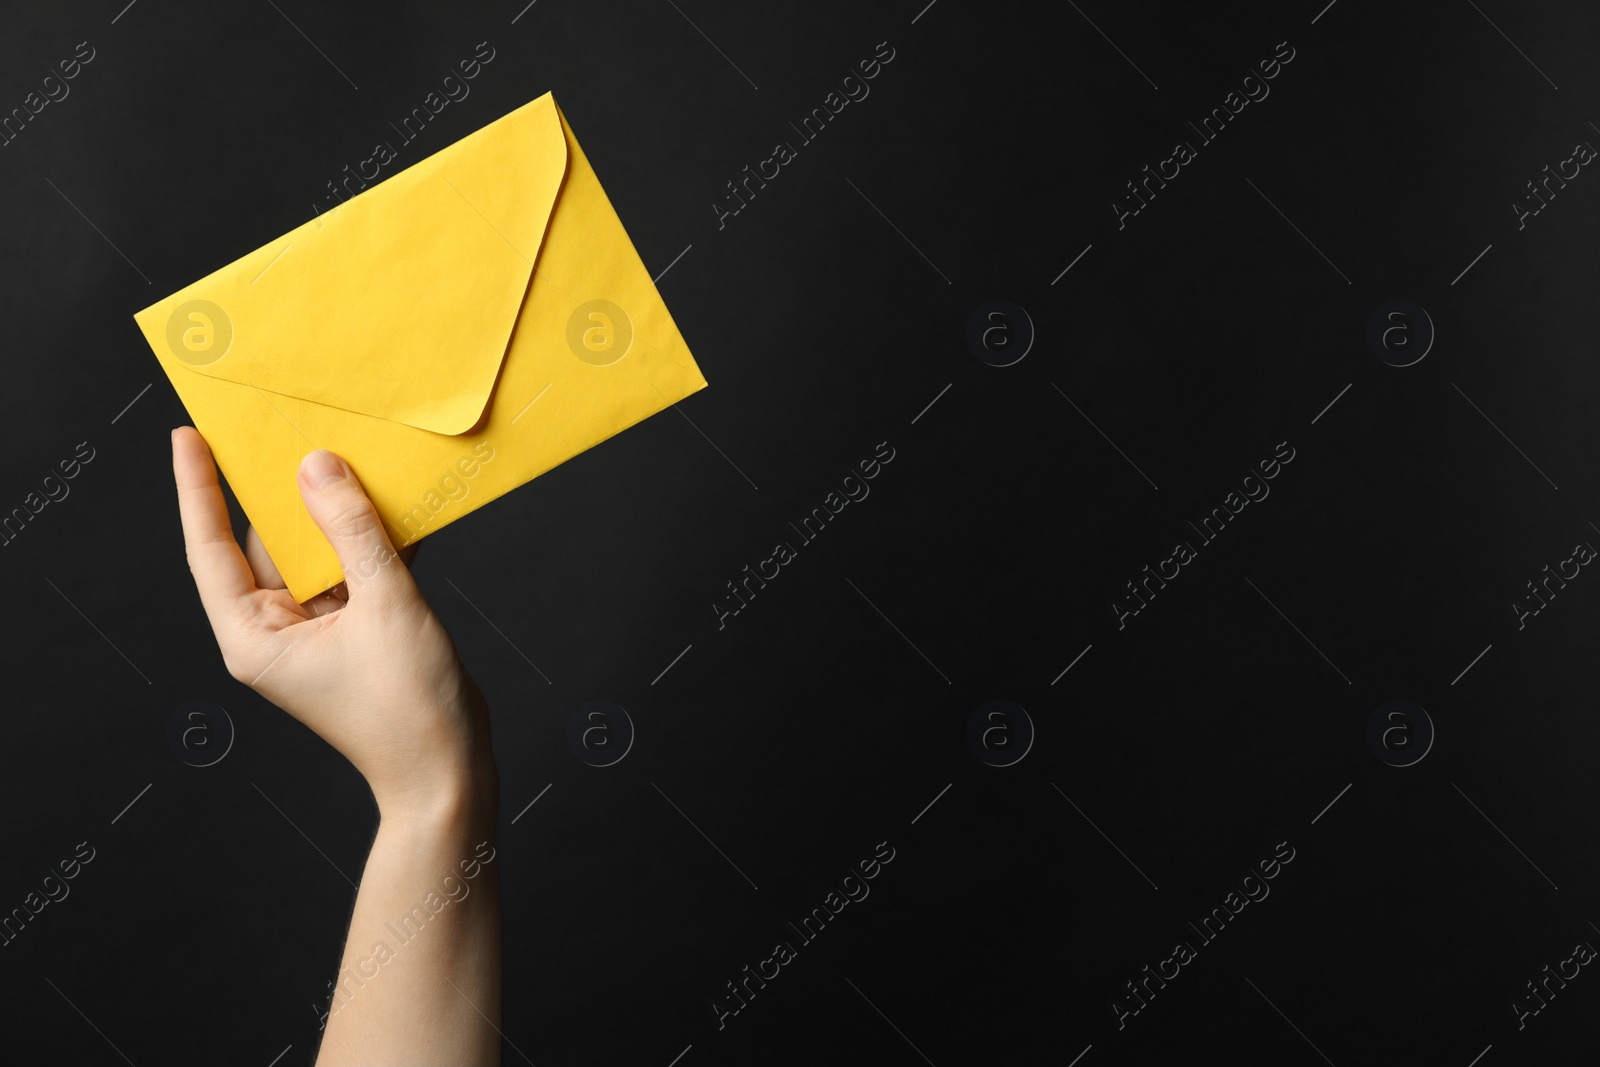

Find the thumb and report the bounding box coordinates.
[298,449,414,603]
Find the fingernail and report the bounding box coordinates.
[301,449,345,489]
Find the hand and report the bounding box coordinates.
[170,426,497,821]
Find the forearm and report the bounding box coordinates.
[316,785,502,1066]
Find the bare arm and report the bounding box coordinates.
[170,428,505,1065]
[318,780,502,1065]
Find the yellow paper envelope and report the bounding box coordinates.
[134,93,707,602]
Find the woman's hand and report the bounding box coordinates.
[169,426,496,821]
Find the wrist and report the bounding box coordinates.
[375,793,496,870]
[374,688,499,830]
[374,751,499,837]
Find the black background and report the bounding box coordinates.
[3,0,1599,1064]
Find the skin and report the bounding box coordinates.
[170,426,502,1066]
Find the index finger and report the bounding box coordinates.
[172,426,257,621]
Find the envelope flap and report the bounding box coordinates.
[136,94,567,436]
